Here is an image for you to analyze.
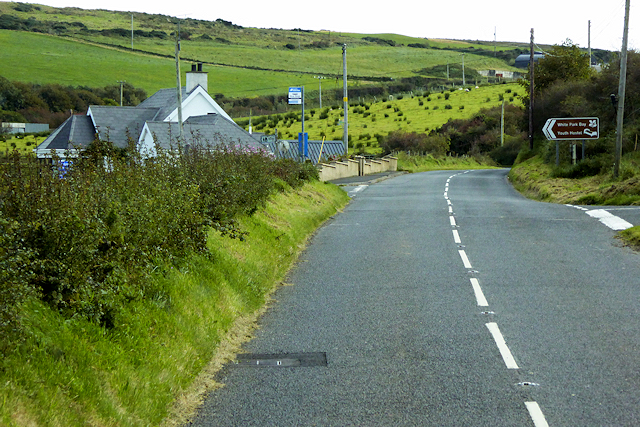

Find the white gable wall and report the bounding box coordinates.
[164,86,233,123]
[137,123,157,158]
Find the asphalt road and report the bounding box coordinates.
[188,169,640,426]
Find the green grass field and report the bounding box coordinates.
[0,30,325,98]
[0,2,524,101]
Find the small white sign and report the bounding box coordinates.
[288,87,302,98]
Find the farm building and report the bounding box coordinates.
[35,63,263,159]
[1,122,49,134]
[514,52,545,69]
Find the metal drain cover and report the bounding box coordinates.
[232,352,327,368]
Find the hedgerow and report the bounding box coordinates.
[0,142,317,352]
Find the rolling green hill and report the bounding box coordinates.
[0,1,525,101]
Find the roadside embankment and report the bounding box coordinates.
[0,180,349,427]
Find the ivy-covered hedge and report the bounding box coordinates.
[0,143,318,352]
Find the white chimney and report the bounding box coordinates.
[186,62,208,93]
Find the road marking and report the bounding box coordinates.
[470,278,488,306]
[586,209,633,230]
[349,185,367,196]
[452,230,461,244]
[449,206,453,214]
[450,216,457,226]
[458,250,472,269]
[447,199,452,205]
[486,322,519,369]
[525,402,550,427]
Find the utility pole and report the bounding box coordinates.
[446,61,450,80]
[588,20,592,68]
[174,20,184,141]
[529,28,535,150]
[501,99,505,146]
[461,54,465,86]
[314,76,325,109]
[117,80,126,106]
[615,0,631,178]
[494,27,497,57]
[342,44,348,155]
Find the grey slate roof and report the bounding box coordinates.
[89,106,160,148]
[145,114,263,150]
[36,115,95,151]
[137,87,186,121]
[35,83,258,158]
[261,140,346,164]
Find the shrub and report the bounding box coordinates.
[444,93,450,100]
[380,130,450,155]
[0,143,317,346]
[445,104,453,110]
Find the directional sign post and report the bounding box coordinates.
[543,117,599,166]
[542,117,599,140]
[289,87,306,162]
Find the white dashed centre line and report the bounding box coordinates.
[452,230,461,244]
[470,278,488,306]
[450,216,457,226]
[458,250,472,269]
[525,402,550,427]
[486,322,519,369]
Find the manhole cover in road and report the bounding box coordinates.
[231,352,327,368]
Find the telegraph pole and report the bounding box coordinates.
[342,44,348,155]
[117,80,126,106]
[174,20,184,141]
[314,76,325,109]
[614,0,631,178]
[529,28,535,150]
[588,20,592,68]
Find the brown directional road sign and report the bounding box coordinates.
[542,117,599,140]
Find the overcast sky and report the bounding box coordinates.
[33,0,637,52]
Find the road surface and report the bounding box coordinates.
[188,169,640,426]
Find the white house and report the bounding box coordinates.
[35,63,262,159]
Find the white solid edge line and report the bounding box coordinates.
[486,322,519,369]
[452,230,461,244]
[525,402,550,427]
[470,278,488,306]
[458,250,472,269]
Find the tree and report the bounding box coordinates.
[520,40,593,96]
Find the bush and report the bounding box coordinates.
[445,104,453,110]
[444,93,450,100]
[0,143,317,347]
[381,130,450,155]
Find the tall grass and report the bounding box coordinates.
[0,141,347,425]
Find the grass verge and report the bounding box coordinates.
[397,152,500,173]
[508,154,640,248]
[0,180,349,427]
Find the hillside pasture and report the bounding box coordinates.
[243,82,524,154]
